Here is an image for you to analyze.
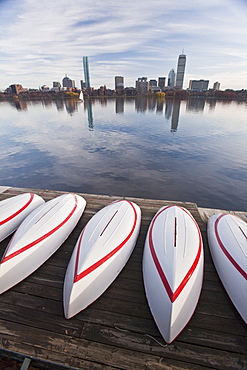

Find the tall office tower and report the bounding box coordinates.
[158,77,166,90]
[115,76,124,92]
[168,69,175,88]
[83,56,90,89]
[175,53,186,89]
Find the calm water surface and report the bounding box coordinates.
[0,97,246,211]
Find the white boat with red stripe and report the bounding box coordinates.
[63,199,141,319]
[143,205,204,344]
[0,193,44,242]
[0,193,86,295]
[207,213,247,323]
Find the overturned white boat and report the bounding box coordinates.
[143,205,204,344]
[63,199,141,319]
[0,193,44,242]
[0,193,86,294]
[207,213,247,323]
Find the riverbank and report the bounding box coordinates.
[0,91,80,101]
[1,89,247,101]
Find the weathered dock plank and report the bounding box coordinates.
[0,187,246,369]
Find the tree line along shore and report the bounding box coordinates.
[1,88,247,101]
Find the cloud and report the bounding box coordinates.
[0,0,247,90]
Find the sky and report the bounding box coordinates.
[1,0,247,91]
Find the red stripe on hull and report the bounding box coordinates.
[0,193,34,226]
[214,214,247,280]
[1,195,78,264]
[149,206,202,303]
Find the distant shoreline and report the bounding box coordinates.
[1,89,247,101]
[1,96,247,102]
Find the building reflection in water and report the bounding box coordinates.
[85,100,94,130]
[186,98,206,112]
[135,96,148,112]
[170,99,181,132]
[100,98,107,107]
[10,100,28,111]
[82,96,183,132]
[6,96,219,134]
[148,97,156,111]
[54,99,64,111]
[165,100,173,120]
[115,98,124,114]
[156,98,164,114]
[208,99,217,111]
[64,99,78,115]
[42,100,53,108]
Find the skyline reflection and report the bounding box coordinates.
[4,97,246,134]
[0,98,246,212]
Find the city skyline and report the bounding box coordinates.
[1,0,247,91]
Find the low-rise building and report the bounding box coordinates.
[62,75,75,89]
[41,85,49,91]
[9,84,25,94]
[213,82,220,91]
[136,77,149,94]
[158,77,166,90]
[189,79,209,91]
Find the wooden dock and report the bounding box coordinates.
[0,187,246,369]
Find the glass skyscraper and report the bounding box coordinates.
[175,54,186,89]
[168,69,175,88]
[83,56,90,89]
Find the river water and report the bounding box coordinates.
[0,97,246,211]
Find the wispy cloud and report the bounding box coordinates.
[0,0,247,89]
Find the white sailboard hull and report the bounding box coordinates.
[143,205,204,343]
[207,213,247,323]
[0,193,86,294]
[63,199,141,319]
